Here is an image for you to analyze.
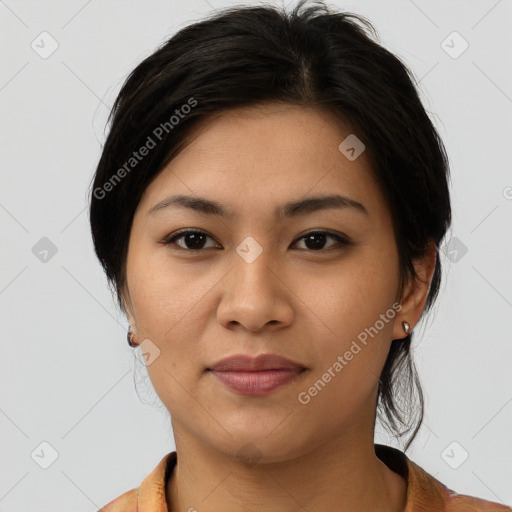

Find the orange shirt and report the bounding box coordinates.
[98,444,511,511]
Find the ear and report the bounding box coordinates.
[392,239,437,340]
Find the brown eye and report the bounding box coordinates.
[292,231,353,251]
[161,229,219,251]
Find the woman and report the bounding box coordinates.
[89,1,511,510]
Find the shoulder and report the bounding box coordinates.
[97,488,138,512]
[408,457,511,512]
[442,491,512,511]
[375,444,511,512]
[96,451,176,512]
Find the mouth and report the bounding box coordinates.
[207,353,308,396]
[209,368,307,396]
[208,353,306,372]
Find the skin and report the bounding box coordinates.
[122,103,437,512]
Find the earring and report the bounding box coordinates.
[127,327,138,347]
[401,321,411,334]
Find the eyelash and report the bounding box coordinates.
[159,229,354,253]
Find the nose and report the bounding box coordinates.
[216,245,294,333]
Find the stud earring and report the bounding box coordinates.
[401,321,411,334]
[127,327,138,347]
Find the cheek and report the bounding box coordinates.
[296,360,378,440]
[127,244,214,340]
[292,250,398,341]
[126,261,211,409]
[296,302,395,432]
[294,254,398,401]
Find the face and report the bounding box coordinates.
[122,103,411,462]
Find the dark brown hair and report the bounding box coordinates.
[88,0,452,450]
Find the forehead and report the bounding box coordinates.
[137,103,387,223]
[182,103,352,153]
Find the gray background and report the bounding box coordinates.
[1,0,511,510]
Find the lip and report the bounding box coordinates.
[209,353,305,372]
[208,354,307,396]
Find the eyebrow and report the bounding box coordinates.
[147,193,369,219]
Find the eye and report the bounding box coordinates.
[292,230,354,252]
[160,229,354,253]
[160,229,219,251]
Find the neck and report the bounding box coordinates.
[166,425,406,512]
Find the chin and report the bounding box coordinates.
[208,430,309,466]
